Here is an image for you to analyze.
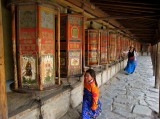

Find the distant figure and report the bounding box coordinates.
[123,45,138,74]
[82,69,102,119]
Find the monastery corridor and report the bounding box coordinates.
[61,56,159,119]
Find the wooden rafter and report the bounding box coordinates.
[87,16,159,21]
[101,8,156,14]
[93,2,160,10]
[91,0,160,6]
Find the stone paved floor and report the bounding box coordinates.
[61,56,159,119]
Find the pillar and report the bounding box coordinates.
[158,42,160,116]
[155,44,158,88]
[0,0,8,118]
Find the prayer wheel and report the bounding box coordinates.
[9,0,61,91]
[56,14,83,77]
[100,30,108,64]
[116,33,121,60]
[108,31,116,62]
[85,29,100,66]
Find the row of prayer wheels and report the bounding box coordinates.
[8,0,141,91]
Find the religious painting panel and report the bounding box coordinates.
[21,55,38,89]
[41,55,55,88]
[39,6,55,86]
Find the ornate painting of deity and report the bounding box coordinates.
[41,55,55,87]
[21,56,37,89]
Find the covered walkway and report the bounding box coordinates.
[0,0,160,119]
[61,56,159,119]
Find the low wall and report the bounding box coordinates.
[9,59,128,119]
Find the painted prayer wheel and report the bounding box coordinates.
[135,41,138,51]
[57,14,83,77]
[108,31,117,62]
[138,42,140,51]
[9,1,60,91]
[100,30,108,64]
[123,37,127,49]
[116,33,121,60]
[85,29,100,66]
[120,35,126,58]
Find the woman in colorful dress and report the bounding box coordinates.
[123,46,137,74]
[82,69,102,119]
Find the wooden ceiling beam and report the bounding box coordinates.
[93,2,160,10]
[100,6,156,13]
[134,34,154,35]
[91,0,160,6]
[87,16,159,21]
[108,28,155,31]
[134,35,154,37]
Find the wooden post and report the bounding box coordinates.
[153,45,156,76]
[155,29,159,88]
[82,1,85,73]
[155,44,159,89]
[82,17,85,72]
[157,42,160,116]
[0,1,8,118]
[57,8,61,85]
[141,44,143,56]
[37,5,43,90]
[98,31,100,65]
[152,45,155,76]
[150,45,154,76]
[11,5,18,89]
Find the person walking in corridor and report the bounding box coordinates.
[123,45,137,74]
[82,69,102,119]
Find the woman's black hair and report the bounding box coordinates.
[86,69,98,87]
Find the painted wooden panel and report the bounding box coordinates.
[57,14,82,77]
[100,30,108,64]
[17,5,38,89]
[68,15,82,76]
[108,31,116,61]
[17,5,56,90]
[39,6,55,88]
[85,30,99,65]
[116,34,121,60]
